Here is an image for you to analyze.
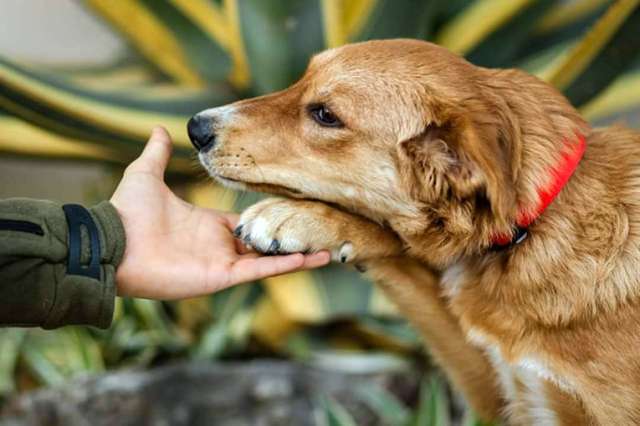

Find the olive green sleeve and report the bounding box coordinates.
[0,199,126,329]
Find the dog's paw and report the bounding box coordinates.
[235,198,359,263]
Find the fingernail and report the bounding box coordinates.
[233,225,243,237]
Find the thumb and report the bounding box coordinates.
[128,126,173,177]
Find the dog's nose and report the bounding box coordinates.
[187,115,216,151]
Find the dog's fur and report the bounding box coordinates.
[193,39,640,425]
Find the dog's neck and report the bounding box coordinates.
[484,68,592,246]
[394,68,592,268]
[486,68,590,208]
[489,132,586,249]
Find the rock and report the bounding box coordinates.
[1,359,423,426]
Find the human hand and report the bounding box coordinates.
[110,127,330,299]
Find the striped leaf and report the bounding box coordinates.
[137,0,234,84]
[523,0,612,59]
[237,0,325,94]
[84,0,207,87]
[321,0,377,46]
[0,113,126,162]
[581,68,640,126]
[436,0,536,56]
[352,0,442,42]
[542,0,640,106]
[463,0,557,67]
[0,57,236,156]
[536,0,613,34]
[168,0,250,88]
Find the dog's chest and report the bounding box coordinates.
[441,264,570,425]
[440,261,468,298]
[468,329,571,425]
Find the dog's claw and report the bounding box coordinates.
[233,225,244,238]
[355,263,367,273]
[267,239,280,254]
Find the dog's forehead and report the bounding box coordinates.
[308,40,469,82]
[310,47,341,66]
[306,50,393,91]
[307,49,354,82]
[307,43,433,85]
[304,55,422,104]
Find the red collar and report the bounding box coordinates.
[490,134,586,249]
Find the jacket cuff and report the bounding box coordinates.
[44,266,117,330]
[89,201,126,268]
[45,201,125,329]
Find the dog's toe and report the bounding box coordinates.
[336,242,354,263]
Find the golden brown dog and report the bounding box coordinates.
[188,39,640,425]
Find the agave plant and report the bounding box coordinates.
[1,0,639,421]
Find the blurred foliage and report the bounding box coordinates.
[316,375,491,426]
[1,0,640,423]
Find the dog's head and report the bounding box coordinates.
[190,39,587,266]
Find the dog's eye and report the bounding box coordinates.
[308,104,343,128]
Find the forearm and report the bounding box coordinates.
[0,199,125,329]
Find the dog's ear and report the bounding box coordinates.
[398,106,515,225]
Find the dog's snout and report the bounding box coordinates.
[187,114,217,152]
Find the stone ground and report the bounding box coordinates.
[1,360,427,426]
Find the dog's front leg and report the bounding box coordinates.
[236,198,403,262]
[239,198,504,421]
[364,257,505,422]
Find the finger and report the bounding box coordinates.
[228,253,306,285]
[128,126,173,177]
[299,251,331,269]
[216,212,240,234]
[237,249,331,265]
[219,212,241,230]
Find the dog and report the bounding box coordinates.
[188,39,640,425]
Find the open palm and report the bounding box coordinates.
[110,127,329,299]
